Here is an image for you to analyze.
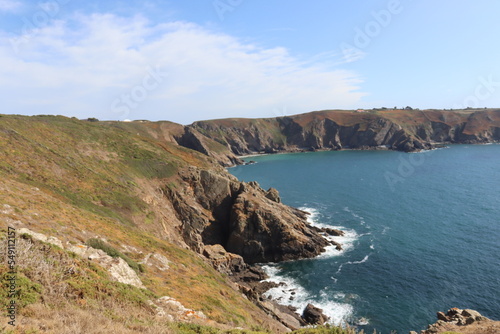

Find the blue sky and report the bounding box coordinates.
[1,0,500,124]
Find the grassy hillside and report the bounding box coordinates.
[0,115,288,333]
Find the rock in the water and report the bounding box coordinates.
[436,311,449,321]
[322,228,345,236]
[302,303,329,325]
[330,240,343,251]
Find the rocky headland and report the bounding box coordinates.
[175,108,500,166]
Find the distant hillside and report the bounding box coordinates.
[176,109,500,165]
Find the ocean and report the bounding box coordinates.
[229,144,500,333]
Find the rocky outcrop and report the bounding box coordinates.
[18,227,64,249]
[259,301,303,330]
[302,304,329,325]
[68,243,145,289]
[176,109,500,165]
[227,181,329,263]
[166,167,332,265]
[412,308,500,334]
[148,296,206,322]
[265,188,281,203]
[141,253,171,271]
[18,228,145,289]
[203,244,247,276]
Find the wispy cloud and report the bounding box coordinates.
[0,0,22,12]
[1,13,366,124]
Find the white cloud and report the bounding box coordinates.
[0,0,21,12]
[0,13,367,124]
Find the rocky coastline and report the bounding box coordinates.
[167,166,343,329]
[175,109,500,167]
[2,112,498,333]
[169,110,500,330]
[411,308,500,334]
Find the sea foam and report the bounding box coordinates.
[299,206,359,258]
[261,265,354,326]
[259,207,360,325]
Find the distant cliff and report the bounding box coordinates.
[176,109,500,165]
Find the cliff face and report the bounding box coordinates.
[176,109,500,165]
[166,167,329,264]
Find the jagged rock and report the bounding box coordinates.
[436,311,449,321]
[107,257,145,289]
[68,244,145,289]
[330,240,343,251]
[227,187,330,263]
[175,127,242,167]
[67,244,107,259]
[462,309,483,319]
[202,244,247,275]
[265,188,281,203]
[148,296,206,322]
[141,253,171,271]
[17,228,146,289]
[322,228,345,236]
[302,303,329,325]
[260,300,303,330]
[168,166,333,264]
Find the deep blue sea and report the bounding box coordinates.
[229,144,500,334]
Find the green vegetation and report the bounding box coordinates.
[86,238,145,273]
[0,272,42,312]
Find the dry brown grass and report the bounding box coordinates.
[11,302,174,334]
[0,237,174,334]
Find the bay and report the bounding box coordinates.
[229,144,500,333]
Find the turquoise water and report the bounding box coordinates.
[229,145,500,333]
